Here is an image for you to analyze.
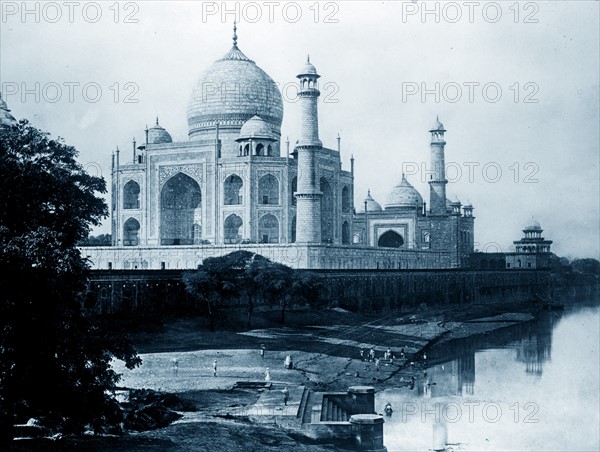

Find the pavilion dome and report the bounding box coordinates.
[385,175,423,210]
[298,56,319,77]
[187,31,283,140]
[524,219,542,231]
[361,191,383,213]
[147,119,172,144]
[238,115,275,141]
[429,116,446,132]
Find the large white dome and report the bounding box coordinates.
[187,44,283,140]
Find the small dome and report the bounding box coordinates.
[385,175,423,210]
[524,219,542,231]
[298,56,319,77]
[147,119,172,144]
[0,96,17,128]
[429,116,446,132]
[237,115,275,141]
[361,191,382,213]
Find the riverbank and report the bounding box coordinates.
[14,299,553,450]
[105,300,542,449]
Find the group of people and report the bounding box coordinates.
[360,347,406,363]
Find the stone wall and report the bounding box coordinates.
[85,268,551,315]
[79,244,452,271]
[318,269,551,313]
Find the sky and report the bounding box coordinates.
[1,1,599,259]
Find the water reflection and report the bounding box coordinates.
[422,311,558,398]
[379,304,600,451]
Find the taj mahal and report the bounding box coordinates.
[79,25,476,270]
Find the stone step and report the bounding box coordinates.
[297,387,309,419]
[301,391,314,425]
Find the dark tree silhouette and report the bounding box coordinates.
[183,257,239,331]
[184,251,325,328]
[0,121,140,439]
[260,265,324,323]
[571,258,600,277]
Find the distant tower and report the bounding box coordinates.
[295,56,322,243]
[428,117,448,215]
[514,220,552,253]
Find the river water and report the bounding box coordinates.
[378,303,600,452]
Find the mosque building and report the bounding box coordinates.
[2,25,479,270]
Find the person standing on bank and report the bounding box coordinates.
[213,359,217,377]
[282,387,289,406]
[265,367,271,383]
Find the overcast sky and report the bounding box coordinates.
[1,1,598,258]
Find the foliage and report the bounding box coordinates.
[78,233,112,246]
[184,251,325,328]
[0,121,140,439]
[182,256,240,331]
[261,267,325,323]
[571,258,600,277]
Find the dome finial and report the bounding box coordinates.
[307,54,310,63]
[156,117,159,126]
[233,21,238,47]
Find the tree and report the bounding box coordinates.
[187,250,270,329]
[184,251,326,327]
[235,251,275,328]
[260,266,325,324]
[78,233,112,246]
[183,258,239,332]
[0,121,140,439]
[571,258,600,277]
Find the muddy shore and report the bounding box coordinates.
[22,300,547,451]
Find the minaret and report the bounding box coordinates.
[295,56,323,243]
[428,116,448,215]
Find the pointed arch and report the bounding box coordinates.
[259,174,279,205]
[341,186,350,213]
[291,215,297,243]
[160,173,201,245]
[259,214,279,244]
[123,180,140,209]
[320,177,333,243]
[342,221,350,244]
[224,174,243,205]
[291,176,297,206]
[378,230,404,248]
[224,214,243,244]
[123,218,140,246]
